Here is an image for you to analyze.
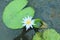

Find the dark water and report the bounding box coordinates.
[0,0,60,40]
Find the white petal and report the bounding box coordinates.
[28,16,32,20]
[26,25,30,30]
[25,16,28,19]
[23,20,27,23]
[32,23,36,26]
[31,25,33,28]
[22,24,26,26]
[28,16,30,19]
[30,16,32,19]
[22,17,27,22]
[23,18,25,21]
[31,20,35,24]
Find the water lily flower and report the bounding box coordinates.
[22,16,35,30]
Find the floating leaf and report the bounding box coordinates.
[34,19,42,28]
[43,29,60,40]
[3,0,35,29]
[33,32,42,40]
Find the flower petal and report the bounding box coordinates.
[31,25,33,28]
[26,25,30,30]
[31,20,35,24]
[22,24,26,26]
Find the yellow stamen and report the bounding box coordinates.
[26,20,31,25]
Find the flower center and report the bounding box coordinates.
[26,20,31,25]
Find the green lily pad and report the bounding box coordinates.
[33,32,42,40]
[34,19,42,28]
[3,0,35,29]
[43,29,60,40]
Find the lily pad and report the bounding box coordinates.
[43,29,60,40]
[34,19,42,28]
[33,32,42,40]
[3,0,35,29]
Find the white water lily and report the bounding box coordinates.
[22,16,35,30]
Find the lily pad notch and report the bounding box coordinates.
[3,0,35,29]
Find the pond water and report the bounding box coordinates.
[0,0,60,40]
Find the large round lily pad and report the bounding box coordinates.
[43,29,60,40]
[3,0,35,29]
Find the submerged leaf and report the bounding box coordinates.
[40,21,48,29]
[43,29,60,40]
[3,0,35,29]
